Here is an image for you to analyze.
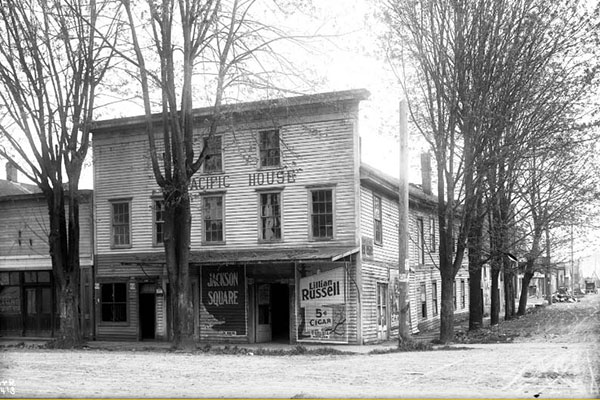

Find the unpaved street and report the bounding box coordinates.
[1,295,599,398]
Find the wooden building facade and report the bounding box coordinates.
[0,167,95,338]
[91,89,469,344]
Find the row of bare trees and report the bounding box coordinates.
[384,0,600,342]
[0,0,305,347]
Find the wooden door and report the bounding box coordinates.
[255,284,271,342]
[377,282,388,340]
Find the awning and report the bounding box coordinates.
[188,246,360,265]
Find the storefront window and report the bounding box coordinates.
[101,283,127,322]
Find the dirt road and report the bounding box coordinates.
[1,295,599,398]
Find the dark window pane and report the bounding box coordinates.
[26,288,37,315]
[203,136,223,172]
[41,288,52,314]
[37,271,51,283]
[24,271,36,283]
[259,130,280,167]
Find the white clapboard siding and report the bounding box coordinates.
[93,117,360,256]
[0,194,94,263]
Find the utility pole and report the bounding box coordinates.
[398,100,410,342]
[545,227,553,305]
[570,224,574,292]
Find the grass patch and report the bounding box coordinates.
[368,340,433,354]
[195,344,354,356]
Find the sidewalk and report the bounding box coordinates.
[1,296,546,354]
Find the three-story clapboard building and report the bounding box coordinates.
[91,89,469,344]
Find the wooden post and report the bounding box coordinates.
[398,100,410,342]
[545,227,553,305]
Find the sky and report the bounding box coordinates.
[2,0,598,278]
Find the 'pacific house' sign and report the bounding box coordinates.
[188,168,302,192]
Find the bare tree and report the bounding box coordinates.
[119,0,306,349]
[383,0,598,340]
[0,0,119,345]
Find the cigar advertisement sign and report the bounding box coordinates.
[297,266,348,343]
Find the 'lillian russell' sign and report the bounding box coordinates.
[298,267,347,343]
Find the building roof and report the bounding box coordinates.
[0,179,40,197]
[91,89,371,133]
[360,163,437,207]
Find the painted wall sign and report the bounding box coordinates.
[299,267,345,307]
[188,168,302,193]
[297,266,347,343]
[201,265,246,336]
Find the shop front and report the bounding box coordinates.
[192,246,358,345]
[0,270,55,337]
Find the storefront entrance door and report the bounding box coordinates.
[377,282,388,340]
[255,284,271,342]
[23,286,52,336]
[139,284,156,340]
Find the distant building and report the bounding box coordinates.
[0,163,94,338]
[90,89,469,344]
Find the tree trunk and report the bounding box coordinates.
[439,273,455,343]
[503,266,515,320]
[163,186,195,350]
[468,266,483,331]
[46,186,82,345]
[490,267,500,325]
[518,270,534,315]
[468,199,484,331]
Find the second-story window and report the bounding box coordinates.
[309,189,334,240]
[429,216,436,252]
[153,199,165,246]
[203,195,224,243]
[416,217,425,264]
[203,135,222,173]
[111,200,131,248]
[453,280,457,310]
[373,194,382,245]
[420,282,427,319]
[259,129,280,168]
[461,279,466,309]
[259,192,282,241]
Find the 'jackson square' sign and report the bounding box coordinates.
[298,266,347,343]
[201,265,246,336]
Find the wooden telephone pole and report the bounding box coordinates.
[398,100,410,342]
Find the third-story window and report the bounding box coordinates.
[259,129,280,168]
[154,199,164,245]
[432,281,438,316]
[259,192,282,241]
[111,201,131,248]
[373,195,382,245]
[203,135,222,173]
[310,189,333,240]
[416,217,425,264]
[203,195,224,243]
